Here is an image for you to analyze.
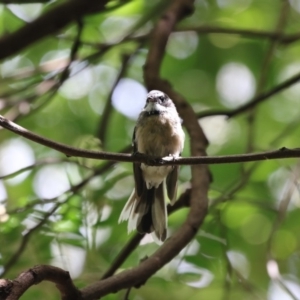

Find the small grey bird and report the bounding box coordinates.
[118,90,185,241]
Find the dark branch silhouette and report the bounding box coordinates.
[0,265,81,300]
[1,114,300,166]
[0,0,109,60]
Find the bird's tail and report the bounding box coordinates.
[118,183,167,241]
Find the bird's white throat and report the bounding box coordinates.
[145,102,167,113]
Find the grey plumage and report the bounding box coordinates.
[118,90,185,241]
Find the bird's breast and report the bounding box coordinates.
[135,114,184,157]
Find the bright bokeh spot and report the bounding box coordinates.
[100,205,112,222]
[1,55,34,78]
[270,63,300,122]
[199,116,241,154]
[51,241,86,279]
[0,181,7,202]
[268,278,300,300]
[278,63,300,99]
[106,176,133,200]
[216,62,256,108]
[80,225,111,248]
[227,250,250,278]
[0,138,35,185]
[268,168,300,208]
[59,63,95,100]
[112,78,147,120]
[176,260,214,288]
[89,65,118,114]
[0,204,9,222]
[33,165,70,199]
[181,239,200,256]
[40,49,70,74]
[7,4,43,22]
[289,0,300,12]
[199,116,240,148]
[167,31,199,59]
[100,16,138,42]
[268,168,290,201]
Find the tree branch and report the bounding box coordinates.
[0,0,109,60]
[1,201,61,277]
[0,265,81,300]
[96,51,136,145]
[2,0,300,63]
[197,70,300,119]
[176,25,300,44]
[1,145,131,278]
[1,115,300,165]
[75,0,210,298]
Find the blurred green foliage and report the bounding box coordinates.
[1,0,300,299]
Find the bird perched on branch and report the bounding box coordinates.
[118,90,185,241]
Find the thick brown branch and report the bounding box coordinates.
[0,265,81,300]
[0,0,108,60]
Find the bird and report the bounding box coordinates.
[118,90,185,241]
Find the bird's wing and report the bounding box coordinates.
[166,165,179,205]
[132,126,144,198]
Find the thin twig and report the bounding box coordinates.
[176,25,300,44]
[58,19,84,85]
[265,164,300,300]
[123,287,132,300]
[97,50,137,145]
[1,202,61,277]
[245,0,289,153]
[197,70,300,119]
[1,145,130,277]
[61,25,300,51]
[0,158,89,180]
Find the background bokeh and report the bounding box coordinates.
[1,0,300,299]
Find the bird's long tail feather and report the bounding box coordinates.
[118,183,167,241]
[151,183,167,241]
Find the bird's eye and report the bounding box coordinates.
[159,95,165,102]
